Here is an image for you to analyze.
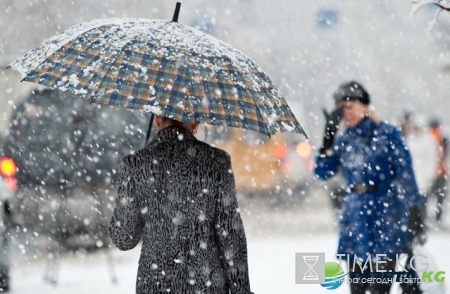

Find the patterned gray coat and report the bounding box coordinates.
[109,127,251,294]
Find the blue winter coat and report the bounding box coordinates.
[314,117,425,260]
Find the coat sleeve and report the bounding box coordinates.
[314,154,340,180]
[214,153,251,294]
[109,155,143,251]
[388,127,426,208]
[314,136,341,180]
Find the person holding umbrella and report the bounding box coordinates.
[8,4,305,293]
[314,81,426,294]
[109,114,253,294]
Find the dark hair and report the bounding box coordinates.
[333,81,370,105]
[161,116,185,128]
[429,117,441,128]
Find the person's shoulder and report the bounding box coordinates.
[377,121,401,136]
[133,139,165,157]
[119,153,137,167]
[120,145,155,165]
[195,140,231,161]
[209,147,233,172]
[213,146,231,162]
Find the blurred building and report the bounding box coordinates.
[1,0,450,141]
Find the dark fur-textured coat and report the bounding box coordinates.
[109,127,251,294]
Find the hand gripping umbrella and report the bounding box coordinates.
[9,2,307,144]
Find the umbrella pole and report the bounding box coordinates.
[143,1,180,147]
[145,113,155,146]
[172,2,181,22]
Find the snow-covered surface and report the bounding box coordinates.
[8,17,305,137]
[9,18,260,79]
[8,233,450,294]
[410,0,450,34]
[7,191,450,294]
[411,0,450,15]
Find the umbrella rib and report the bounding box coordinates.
[255,102,272,137]
[92,43,128,102]
[11,20,121,78]
[93,21,172,103]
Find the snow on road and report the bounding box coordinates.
[6,192,450,293]
[7,232,450,294]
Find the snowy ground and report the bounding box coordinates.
[5,189,450,294]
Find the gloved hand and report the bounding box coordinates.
[409,205,427,245]
[319,106,343,156]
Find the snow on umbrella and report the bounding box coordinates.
[8,2,307,142]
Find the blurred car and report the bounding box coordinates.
[1,88,148,250]
[0,181,11,292]
[197,126,313,204]
[0,180,12,293]
[0,136,13,292]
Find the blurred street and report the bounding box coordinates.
[6,189,450,294]
[1,1,450,294]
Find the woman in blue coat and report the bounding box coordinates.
[314,81,426,294]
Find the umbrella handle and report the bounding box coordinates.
[145,113,155,146]
[172,2,181,22]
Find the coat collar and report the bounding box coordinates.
[346,117,377,134]
[153,126,197,142]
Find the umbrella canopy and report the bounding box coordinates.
[9,15,306,138]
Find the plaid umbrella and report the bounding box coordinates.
[9,4,306,140]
